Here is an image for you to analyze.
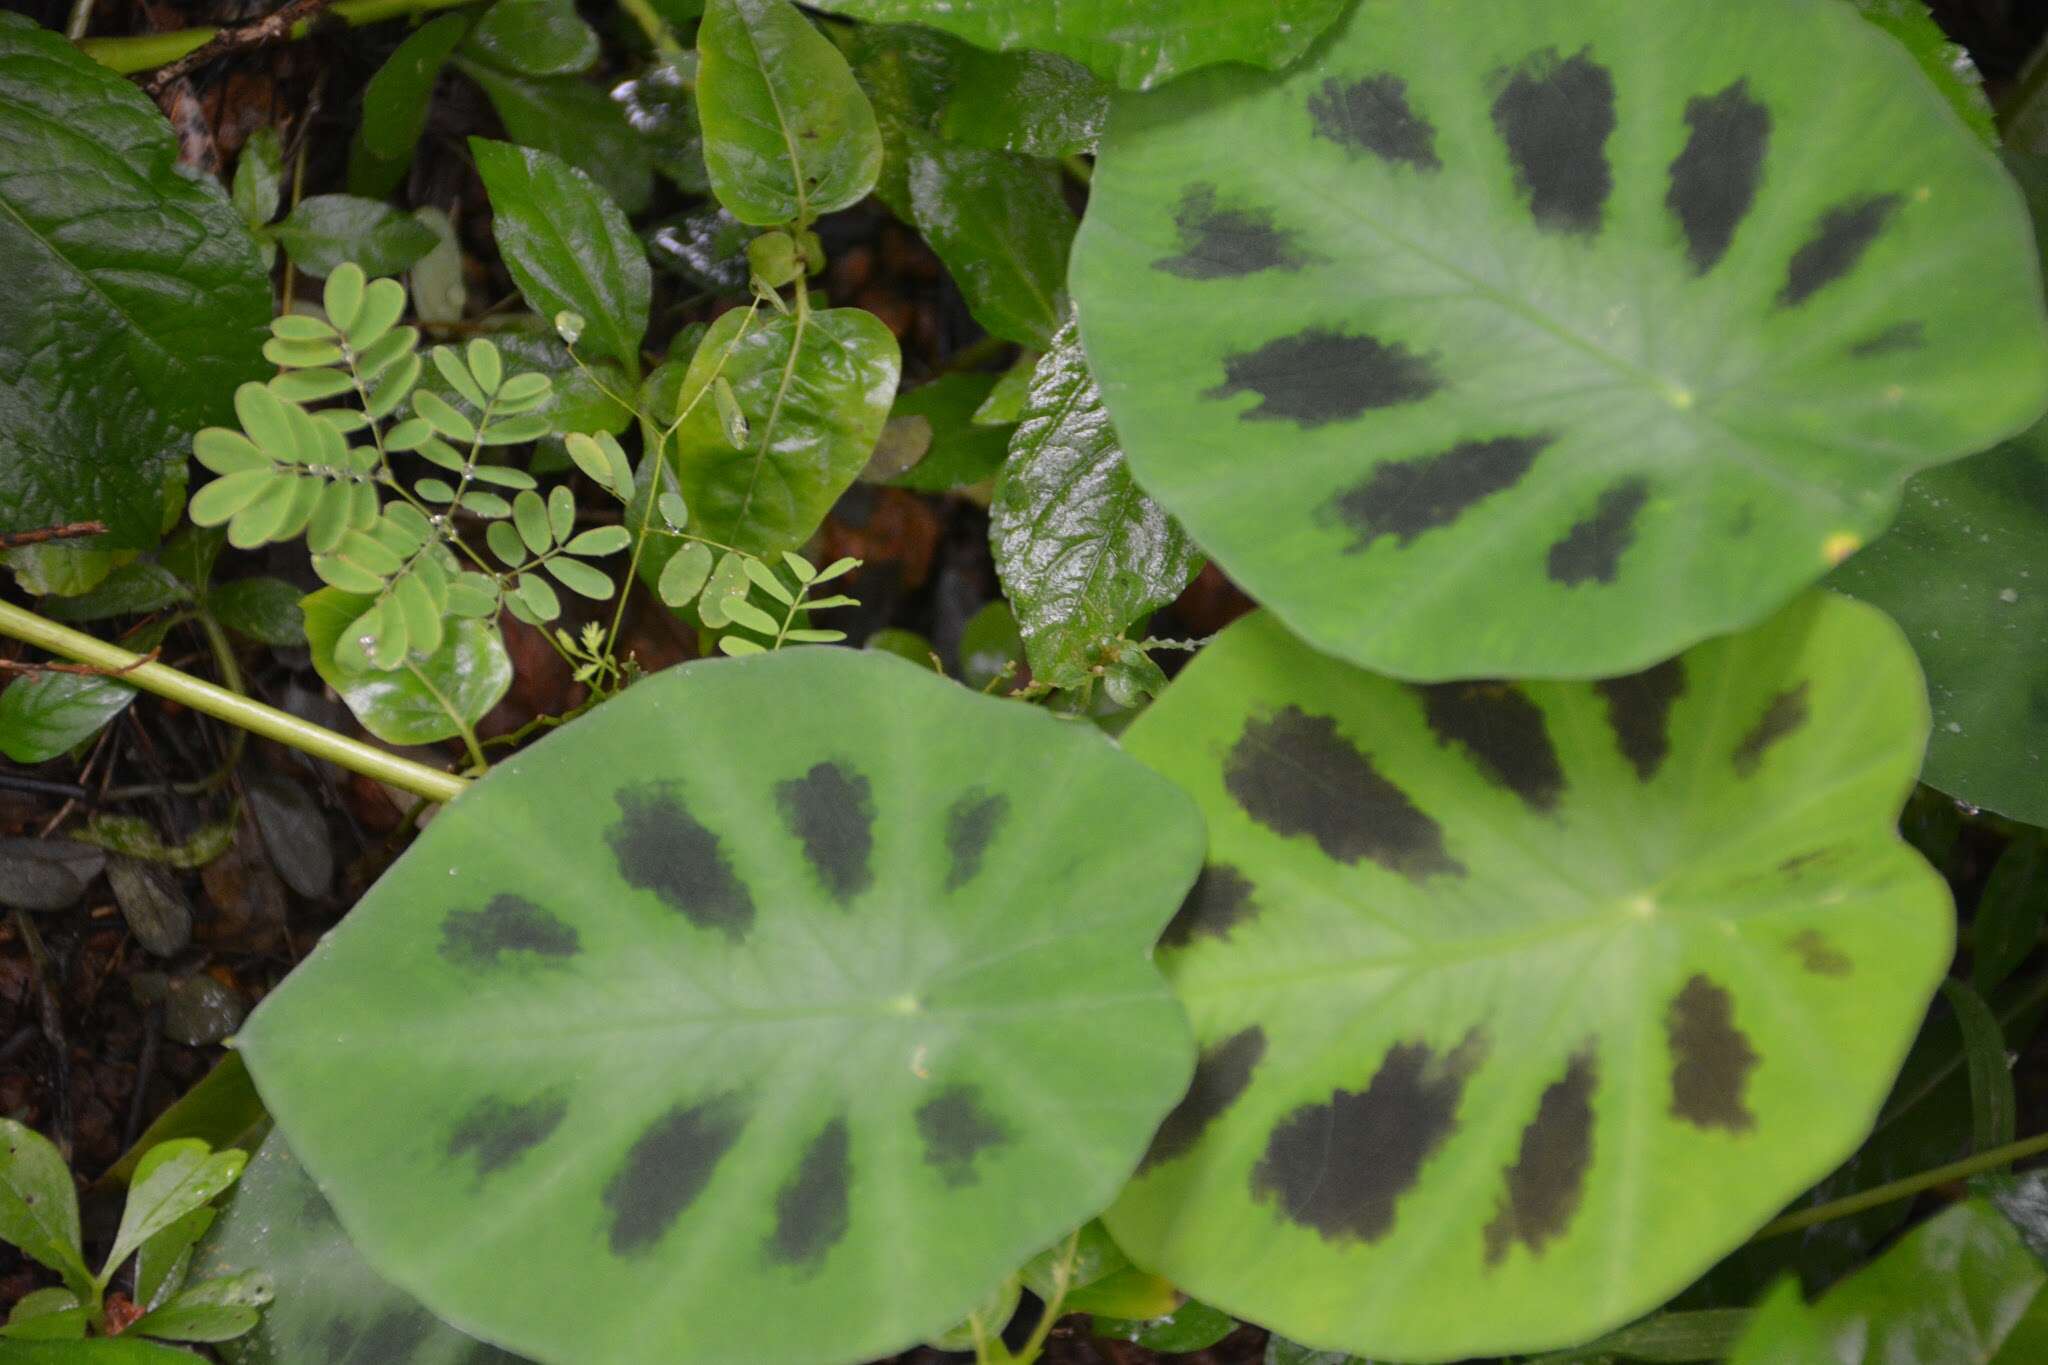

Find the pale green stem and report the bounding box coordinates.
[1755,1128,2048,1240]
[0,600,468,804]
[617,0,688,63]
[77,0,483,74]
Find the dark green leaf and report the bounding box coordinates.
[1942,979,2017,1154]
[472,138,651,376]
[0,1119,89,1295]
[878,372,1011,490]
[0,671,138,765]
[457,61,654,216]
[843,22,960,217]
[209,579,308,648]
[905,134,1073,347]
[0,13,269,547]
[272,196,438,278]
[647,204,752,293]
[696,0,884,225]
[615,59,709,194]
[1094,1300,1237,1351]
[357,13,469,165]
[939,46,1106,158]
[462,0,597,76]
[991,319,1198,688]
[1974,838,2048,994]
[232,128,283,228]
[41,562,189,623]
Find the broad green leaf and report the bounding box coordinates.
[462,0,597,77]
[939,46,1106,159]
[40,561,187,623]
[614,59,709,194]
[271,195,438,278]
[456,61,654,216]
[103,1056,265,1190]
[1070,0,2048,680]
[803,0,1350,90]
[991,319,1199,690]
[134,1207,213,1312]
[696,0,883,226]
[1094,1300,1237,1351]
[1729,1202,2046,1363]
[1830,429,2048,826]
[472,139,651,376]
[108,1141,247,1278]
[669,305,901,555]
[356,14,470,166]
[0,671,139,765]
[301,588,513,746]
[1108,593,1951,1360]
[1,1287,84,1340]
[235,646,1202,1365]
[0,13,269,547]
[194,1132,526,1365]
[1972,838,2048,995]
[209,579,308,648]
[0,1120,89,1295]
[233,128,283,229]
[1851,0,1997,146]
[905,134,1073,348]
[843,21,961,218]
[879,372,1011,491]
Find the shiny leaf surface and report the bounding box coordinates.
[302,588,513,746]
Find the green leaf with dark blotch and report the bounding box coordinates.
[1729,1203,2046,1364]
[209,579,308,648]
[1830,425,2048,826]
[879,372,1012,491]
[668,306,900,555]
[234,647,1201,1365]
[461,0,597,77]
[0,13,269,547]
[357,14,470,163]
[1851,0,1997,146]
[271,196,439,278]
[615,59,710,194]
[471,139,651,376]
[193,1132,529,1365]
[301,588,512,746]
[457,61,654,216]
[1109,593,1951,1360]
[938,46,1106,159]
[1071,0,2048,681]
[696,0,883,226]
[906,133,1073,348]
[802,0,1350,90]
[991,319,1199,690]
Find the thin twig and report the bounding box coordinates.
[143,0,332,96]
[0,521,106,550]
[0,649,161,678]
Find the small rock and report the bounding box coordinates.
[105,856,192,958]
[163,976,244,1047]
[0,838,104,912]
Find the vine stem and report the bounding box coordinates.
[1754,1128,2048,1240]
[0,599,469,804]
[77,0,481,74]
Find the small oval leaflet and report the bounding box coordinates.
[1070,0,2048,680]
[1107,592,1952,1359]
[235,647,1203,1365]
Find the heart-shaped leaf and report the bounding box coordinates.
[195,1132,527,1364]
[802,0,1350,90]
[1070,0,2048,680]
[236,647,1201,1365]
[301,588,513,747]
[1831,424,2048,827]
[1108,593,1950,1359]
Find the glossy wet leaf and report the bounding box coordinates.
[473,139,650,377]
[236,647,1201,1365]
[0,671,138,765]
[1071,0,2048,680]
[457,62,654,216]
[803,0,1350,90]
[939,47,1106,159]
[906,134,1073,348]
[271,195,438,278]
[1109,593,1951,1359]
[696,0,883,226]
[462,0,597,77]
[615,59,709,194]
[1730,1202,2046,1363]
[1830,426,2048,827]
[0,1120,88,1294]
[668,306,901,555]
[0,13,269,547]
[302,588,513,747]
[991,320,1198,689]
[194,1132,526,1365]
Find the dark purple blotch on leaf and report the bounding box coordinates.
[1252,1033,1486,1242]
[1154,184,1311,279]
[1667,80,1772,274]
[1779,195,1903,306]
[1417,681,1565,812]
[1732,681,1810,777]
[1484,1048,1598,1265]
[1225,707,1462,880]
[448,1093,569,1177]
[1788,929,1852,977]
[1329,434,1553,552]
[603,1096,748,1255]
[776,761,876,903]
[1140,1026,1266,1173]
[917,1084,1008,1187]
[608,783,755,936]
[1547,478,1651,587]
[439,894,580,967]
[1491,48,1617,235]
[1666,975,1759,1131]
[1308,73,1441,170]
[943,788,1009,892]
[1206,328,1441,428]
[1160,863,1259,949]
[1594,658,1687,782]
[769,1117,852,1270]
[1849,321,1925,357]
